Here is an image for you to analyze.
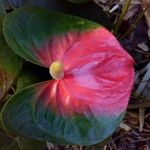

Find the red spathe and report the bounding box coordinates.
[34,27,134,116]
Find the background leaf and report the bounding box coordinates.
[16,62,50,92]
[3,0,111,28]
[0,0,22,101]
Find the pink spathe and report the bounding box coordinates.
[34,27,134,117]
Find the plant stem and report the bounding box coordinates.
[114,0,132,34]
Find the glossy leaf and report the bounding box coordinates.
[2,7,134,145]
[0,0,22,101]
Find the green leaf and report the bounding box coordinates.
[1,84,54,142]
[0,129,20,150]
[0,0,22,101]
[67,0,90,4]
[0,39,22,100]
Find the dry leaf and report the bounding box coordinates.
[142,0,150,39]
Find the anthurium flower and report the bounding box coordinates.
[1,7,134,145]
